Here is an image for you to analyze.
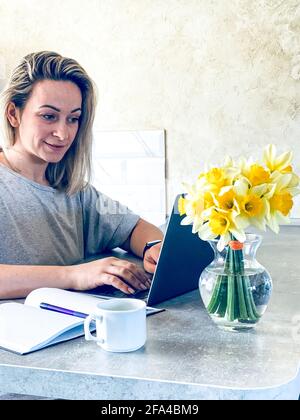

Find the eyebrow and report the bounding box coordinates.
[39,105,82,113]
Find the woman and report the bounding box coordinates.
[0,51,163,299]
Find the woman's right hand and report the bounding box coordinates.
[68,257,151,294]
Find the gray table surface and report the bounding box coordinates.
[0,226,300,400]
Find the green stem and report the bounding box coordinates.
[215,282,228,318]
[206,235,261,324]
[226,275,234,321]
[226,249,235,321]
[206,274,223,313]
[236,275,248,320]
[242,275,260,321]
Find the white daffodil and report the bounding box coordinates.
[270,170,300,195]
[263,144,293,173]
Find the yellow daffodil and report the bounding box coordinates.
[263,172,297,232]
[233,179,269,231]
[217,189,236,211]
[246,164,270,187]
[269,192,293,217]
[209,209,231,236]
[240,193,264,217]
[180,144,299,250]
[205,167,228,190]
[203,191,215,209]
[238,156,271,185]
[197,207,246,251]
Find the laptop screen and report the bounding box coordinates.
[146,194,214,306]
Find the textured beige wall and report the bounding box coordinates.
[0,0,299,214]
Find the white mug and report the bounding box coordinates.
[84,298,146,352]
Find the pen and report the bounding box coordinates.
[40,302,88,319]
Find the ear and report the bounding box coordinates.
[6,102,21,128]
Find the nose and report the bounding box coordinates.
[52,122,69,142]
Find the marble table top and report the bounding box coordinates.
[0,226,300,400]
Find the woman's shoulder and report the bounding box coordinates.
[79,183,118,202]
[79,184,117,211]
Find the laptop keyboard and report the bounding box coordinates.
[90,285,149,301]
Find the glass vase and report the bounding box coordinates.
[199,234,272,331]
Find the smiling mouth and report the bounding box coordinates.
[44,141,67,149]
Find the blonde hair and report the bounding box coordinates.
[1,51,96,194]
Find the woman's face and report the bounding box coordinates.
[9,79,82,163]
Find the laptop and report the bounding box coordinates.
[86,194,214,307]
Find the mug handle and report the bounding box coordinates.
[84,314,104,344]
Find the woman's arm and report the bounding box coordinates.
[123,218,164,257]
[121,218,164,273]
[0,264,71,299]
[0,219,163,299]
[0,257,151,299]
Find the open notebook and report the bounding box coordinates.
[0,288,163,355]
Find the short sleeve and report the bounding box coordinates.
[80,185,140,257]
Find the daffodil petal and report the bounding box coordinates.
[251,217,266,231]
[219,186,233,196]
[197,223,216,241]
[192,217,204,233]
[217,236,226,252]
[180,216,193,225]
[263,199,271,219]
[275,173,293,192]
[263,144,276,170]
[264,183,276,199]
[289,173,299,188]
[234,215,250,230]
[234,179,249,196]
[287,187,300,196]
[202,207,215,219]
[252,184,268,197]
[229,228,246,243]
[217,232,231,251]
[274,210,291,225]
[275,151,293,171]
[267,214,280,234]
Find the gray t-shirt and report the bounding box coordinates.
[0,164,140,265]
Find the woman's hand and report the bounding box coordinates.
[143,242,162,274]
[69,257,151,294]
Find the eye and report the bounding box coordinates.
[68,116,80,124]
[41,114,56,121]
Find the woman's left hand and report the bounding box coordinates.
[143,242,162,274]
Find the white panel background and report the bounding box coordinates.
[91,129,166,226]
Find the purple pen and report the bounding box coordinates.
[40,302,88,319]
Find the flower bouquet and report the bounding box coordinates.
[179,145,300,330]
